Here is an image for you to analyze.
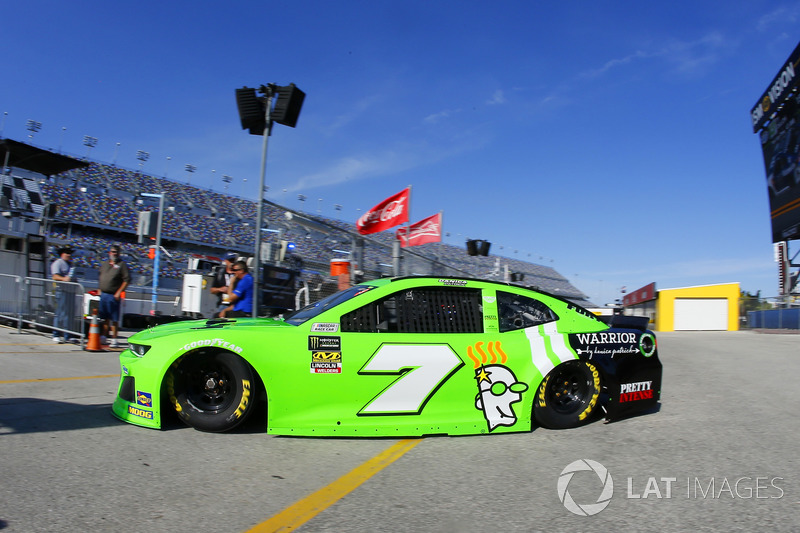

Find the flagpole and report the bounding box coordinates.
[405,184,412,248]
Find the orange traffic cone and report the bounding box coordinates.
[86,310,104,352]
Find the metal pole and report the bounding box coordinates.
[151,193,165,316]
[252,88,273,318]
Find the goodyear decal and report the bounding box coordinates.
[525,322,578,378]
[128,405,154,419]
[311,351,342,374]
[182,338,243,354]
[136,390,152,407]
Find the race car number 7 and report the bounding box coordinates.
[358,344,464,415]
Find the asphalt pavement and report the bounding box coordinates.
[1,325,799,532]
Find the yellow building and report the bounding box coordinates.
[624,282,740,332]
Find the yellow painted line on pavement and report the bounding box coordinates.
[246,438,422,533]
[0,374,118,385]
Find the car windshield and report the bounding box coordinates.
[284,285,375,325]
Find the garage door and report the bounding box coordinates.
[673,298,728,331]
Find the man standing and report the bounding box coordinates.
[50,246,75,343]
[98,244,130,348]
[218,260,253,318]
[210,252,237,315]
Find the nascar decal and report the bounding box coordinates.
[467,341,527,432]
[311,351,342,374]
[136,390,152,407]
[308,336,341,351]
[525,322,578,379]
[357,344,462,415]
[311,323,339,333]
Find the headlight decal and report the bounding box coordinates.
[129,343,151,357]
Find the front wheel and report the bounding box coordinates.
[167,351,257,432]
[533,361,601,429]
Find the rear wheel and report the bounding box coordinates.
[533,361,601,429]
[167,351,257,432]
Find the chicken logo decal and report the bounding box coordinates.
[468,341,528,432]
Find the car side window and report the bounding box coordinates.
[341,287,484,333]
[497,291,558,332]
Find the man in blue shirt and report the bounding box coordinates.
[218,261,253,318]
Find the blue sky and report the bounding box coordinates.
[2,1,797,305]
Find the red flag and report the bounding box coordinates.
[396,212,442,248]
[356,187,410,235]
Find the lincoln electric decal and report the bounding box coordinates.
[467,341,528,432]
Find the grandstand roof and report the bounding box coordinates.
[0,139,89,175]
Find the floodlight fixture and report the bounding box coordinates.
[235,83,305,136]
[26,119,42,141]
[235,81,306,317]
[83,135,98,158]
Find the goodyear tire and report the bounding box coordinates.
[168,351,256,432]
[534,361,601,429]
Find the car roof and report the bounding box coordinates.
[362,275,589,312]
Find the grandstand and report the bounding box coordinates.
[2,139,594,307]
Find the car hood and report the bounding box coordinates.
[128,316,293,343]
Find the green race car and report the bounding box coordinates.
[112,276,662,436]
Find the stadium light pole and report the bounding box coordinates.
[236,83,305,318]
[252,92,273,318]
[136,150,150,173]
[141,192,165,317]
[26,120,42,142]
[83,135,98,159]
[185,164,196,184]
[112,143,121,166]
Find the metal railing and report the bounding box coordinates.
[0,273,86,344]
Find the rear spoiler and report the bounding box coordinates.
[597,315,650,331]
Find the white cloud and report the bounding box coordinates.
[424,108,461,124]
[757,6,800,32]
[486,89,505,105]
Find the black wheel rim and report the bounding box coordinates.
[185,359,235,413]
[547,366,590,415]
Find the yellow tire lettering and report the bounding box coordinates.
[165,372,182,413]
[578,363,601,421]
[234,379,251,418]
[537,376,550,407]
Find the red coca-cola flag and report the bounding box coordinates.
[396,212,442,248]
[356,187,410,235]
